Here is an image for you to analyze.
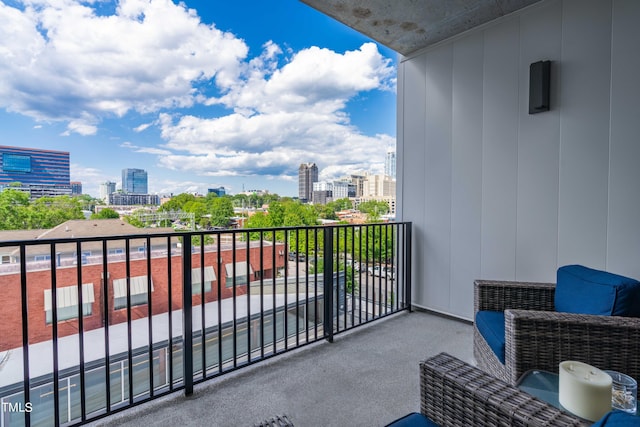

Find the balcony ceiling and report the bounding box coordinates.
[300,0,543,56]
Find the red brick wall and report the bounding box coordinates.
[0,243,285,351]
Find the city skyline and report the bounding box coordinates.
[0,0,397,199]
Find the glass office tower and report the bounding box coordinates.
[122,168,148,194]
[0,146,71,197]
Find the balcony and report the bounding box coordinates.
[92,310,473,427]
[0,222,455,427]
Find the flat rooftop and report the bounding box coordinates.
[88,310,473,427]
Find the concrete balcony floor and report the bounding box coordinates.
[89,310,473,427]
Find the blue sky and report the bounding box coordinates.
[0,0,397,198]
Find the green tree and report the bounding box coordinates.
[358,200,390,222]
[159,193,197,212]
[208,197,234,227]
[29,196,85,229]
[91,208,120,219]
[75,194,98,212]
[124,214,145,228]
[267,201,286,226]
[0,189,30,230]
[245,211,273,229]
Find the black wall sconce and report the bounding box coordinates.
[529,60,551,114]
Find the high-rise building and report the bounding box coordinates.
[0,145,71,198]
[100,181,116,202]
[122,168,148,194]
[347,174,366,198]
[385,149,396,178]
[108,193,159,206]
[208,187,226,197]
[70,181,82,195]
[312,180,356,205]
[363,174,396,198]
[298,163,318,203]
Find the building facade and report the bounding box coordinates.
[0,145,71,198]
[363,174,396,198]
[312,180,356,204]
[298,163,318,203]
[70,181,82,195]
[0,219,287,351]
[122,168,148,194]
[0,240,287,351]
[385,149,396,178]
[108,193,159,206]
[99,181,116,202]
[208,187,226,197]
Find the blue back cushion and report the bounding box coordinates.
[385,412,440,427]
[475,311,506,364]
[592,410,640,426]
[555,265,640,317]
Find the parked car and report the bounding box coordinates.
[368,265,382,276]
[383,266,396,280]
[288,252,306,262]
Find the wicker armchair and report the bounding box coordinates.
[474,279,640,386]
[420,352,587,426]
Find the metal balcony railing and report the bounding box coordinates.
[0,222,412,427]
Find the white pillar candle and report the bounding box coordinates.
[559,361,612,421]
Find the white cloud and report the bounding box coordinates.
[120,141,171,155]
[70,163,107,196]
[157,42,395,180]
[211,42,394,116]
[1,1,396,188]
[0,0,247,135]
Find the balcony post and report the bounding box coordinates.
[405,223,412,312]
[182,236,193,395]
[323,226,334,343]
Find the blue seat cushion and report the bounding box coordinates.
[385,412,439,427]
[475,311,506,364]
[592,410,640,426]
[555,265,640,317]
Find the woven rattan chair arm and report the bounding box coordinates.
[505,309,640,385]
[474,280,556,313]
[420,352,587,426]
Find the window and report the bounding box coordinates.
[34,254,51,262]
[191,266,216,295]
[44,284,95,324]
[2,153,31,172]
[225,261,253,288]
[113,276,153,309]
[108,248,124,255]
[1,255,10,264]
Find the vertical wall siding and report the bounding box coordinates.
[450,36,483,316]
[423,45,453,312]
[399,0,640,320]
[480,19,520,281]
[515,1,562,281]
[397,57,427,303]
[607,0,640,278]
[557,0,612,269]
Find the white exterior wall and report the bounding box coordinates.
[397,0,640,320]
[332,181,351,199]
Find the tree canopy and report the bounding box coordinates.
[0,190,85,230]
[157,193,236,229]
[91,208,120,219]
[357,200,390,221]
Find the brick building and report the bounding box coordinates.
[0,222,286,351]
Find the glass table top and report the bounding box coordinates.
[517,369,638,417]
